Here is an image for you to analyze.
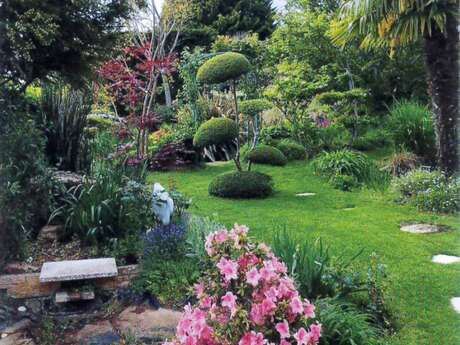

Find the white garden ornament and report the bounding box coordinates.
[151,183,174,225]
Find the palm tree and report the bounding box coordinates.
[332,0,459,175]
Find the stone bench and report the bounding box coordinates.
[39,258,118,283]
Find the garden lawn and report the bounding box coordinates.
[148,159,460,345]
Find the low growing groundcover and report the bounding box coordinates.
[148,159,460,345]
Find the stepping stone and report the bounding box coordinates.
[400,223,441,234]
[114,306,182,340]
[432,255,460,264]
[296,193,316,197]
[40,258,118,283]
[451,298,460,314]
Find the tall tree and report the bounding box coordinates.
[332,0,459,175]
[0,0,134,89]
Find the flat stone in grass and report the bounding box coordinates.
[432,255,460,264]
[296,193,316,197]
[39,258,118,283]
[451,298,460,314]
[400,223,441,234]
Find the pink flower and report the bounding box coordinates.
[250,303,265,326]
[264,286,279,301]
[214,230,228,244]
[309,324,322,344]
[280,340,292,345]
[234,224,249,235]
[238,331,265,345]
[216,257,238,282]
[194,283,204,298]
[221,292,238,317]
[289,296,303,314]
[261,298,277,316]
[246,267,261,287]
[303,300,316,318]
[275,320,290,339]
[294,327,311,345]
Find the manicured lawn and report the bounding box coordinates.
[148,159,460,345]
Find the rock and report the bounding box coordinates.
[37,225,62,242]
[295,193,316,197]
[114,307,182,340]
[2,319,32,335]
[40,258,118,283]
[3,262,39,274]
[1,334,6,339]
[17,307,26,313]
[451,298,460,314]
[24,300,42,315]
[55,289,95,303]
[52,170,84,188]
[152,183,174,225]
[400,223,441,234]
[75,320,120,345]
[0,332,35,345]
[432,254,460,264]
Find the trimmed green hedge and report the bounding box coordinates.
[239,99,272,117]
[193,117,238,147]
[209,171,273,198]
[197,52,251,84]
[276,140,306,161]
[247,145,287,166]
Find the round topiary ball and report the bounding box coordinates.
[246,145,287,166]
[276,140,306,161]
[193,117,239,147]
[209,171,273,198]
[239,99,272,117]
[197,52,251,85]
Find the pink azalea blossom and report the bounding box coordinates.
[216,257,239,282]
[289,296,304,314]
[246,267,261,287]
[238,331,265,345]
[221,292,238,317]
[275,320,290,339]
[280,340,292,345]
[309,324,322,343]
[303,300,316,318]
[294,327,311,345]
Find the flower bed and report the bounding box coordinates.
[164,225,321,345]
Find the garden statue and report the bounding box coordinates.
[151,183,174,225]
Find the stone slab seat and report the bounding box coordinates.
[39,258,118,283]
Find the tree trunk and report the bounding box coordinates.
[231,80,242,171]
[424,14,459,175]
[162,73,172,107]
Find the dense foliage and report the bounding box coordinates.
[246,145,288,166]
[239,99,273,117]
[197,52,251,84]
[193,117,239,147]
[276,140,307,161]
[209,171,273,198]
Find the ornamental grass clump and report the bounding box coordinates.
[163,225,322,345]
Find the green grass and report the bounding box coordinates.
[148,159,460,345]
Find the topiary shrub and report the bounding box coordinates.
[239,99,272,117]
[193,117,238,147]
[196,52,251,84]
[246,144,287,166]
[276,139,306,161]
[209,171,273,198]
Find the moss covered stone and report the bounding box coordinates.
[193,117,238,147]
[197,52,251,84]
[209,171,273,198]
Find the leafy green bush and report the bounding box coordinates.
[313,149,388,190]
[331,174,359,191]
[388,100,436,162]
[352,128,392,151]
[316,298,378,345]
[276,139,306,161]
[246,145,287,166]
[86,114,114,129]
[393,169,460,213]
[239,99,272,117]
[50,163,153,245]
[260,123,292,145]
[197,52,251,84]
[209,171,273,198]
[193,117,238,147]
[0,88,57,261]
[272,229,363,300]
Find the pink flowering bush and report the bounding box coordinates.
[164,225,321,345]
